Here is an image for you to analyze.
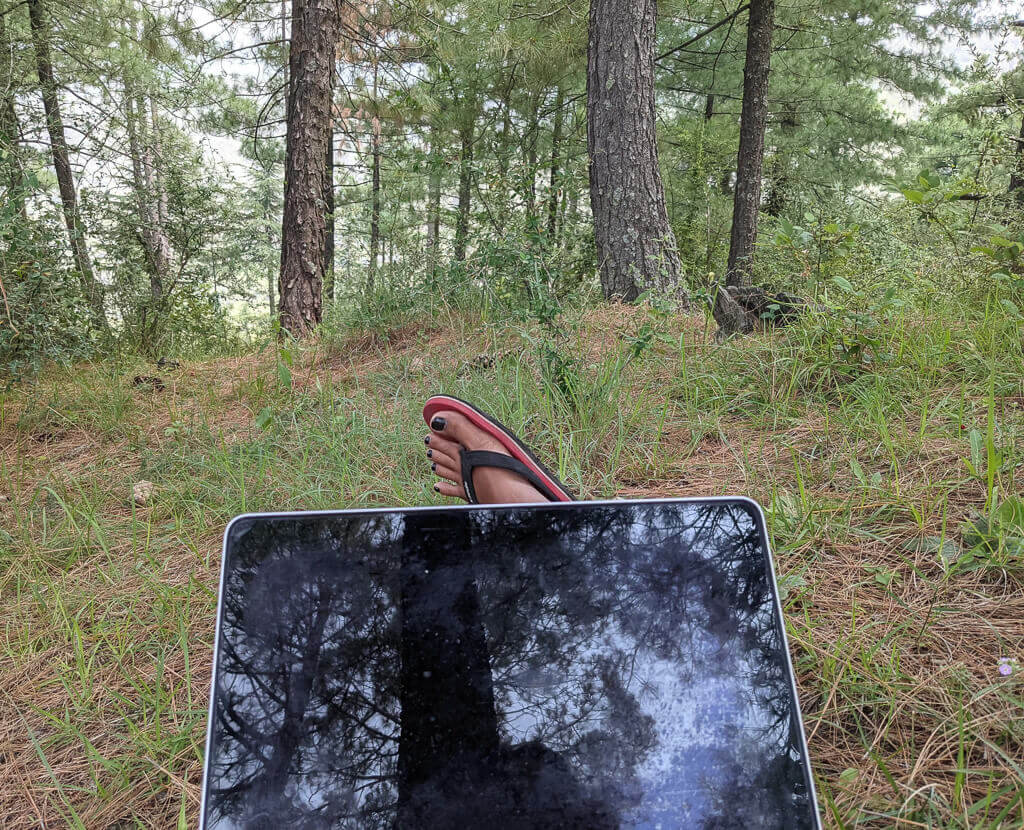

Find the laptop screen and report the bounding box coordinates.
[202,499,818,829]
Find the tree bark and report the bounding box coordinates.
[275,0,287,316]
[546,85,564,240]
[0,91,24,220]
[368,123,381,287]
[27,0,107,332]
[367,57,380,290]
[587,0,681,300]
[764,102,796,219]
[724,0,774,289]
[265,196,276,315]
[1009,112,1024,196]
[0,13,26,221]
[323,126,335,300]
[125,88,170,301]
[323,63,335,302]
[278,0,341,336]
[453,112,474,264]
[426,122,441,271]
[714,0,775,337]
[524,89,540,221]
[493,64,515,234]
[148,99,171,278]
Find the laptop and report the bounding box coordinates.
[200,498,820,828]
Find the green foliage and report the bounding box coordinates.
[957,496,1024,574]
[0,193,95,380]
[771,214,861,298]
[972,230,1024,304]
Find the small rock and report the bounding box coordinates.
[132,480,155,506]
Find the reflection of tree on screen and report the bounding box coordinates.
[210,516,403,827]
[395,512,627,828]
[206,502,812,829]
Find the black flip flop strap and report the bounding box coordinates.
[459,449,560,504]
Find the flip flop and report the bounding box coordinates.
[422,395,576,503]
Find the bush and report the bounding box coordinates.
[0,199,96,380]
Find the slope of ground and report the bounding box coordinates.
[0,304,1022,828]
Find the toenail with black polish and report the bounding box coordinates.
[427,449,433,458]
[433,483,440,492]
[431,462,437,471]
[431,416,446,431]
[424,435,430,445]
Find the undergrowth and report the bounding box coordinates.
[0,294,1022,828]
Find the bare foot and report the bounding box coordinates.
[424,410,548,504]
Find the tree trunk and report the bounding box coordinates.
[453,113,474,264]
[724,0,774,288]
[546,85,564,240]
[0,14,26,221]
[323,66,335,302]
[0,90,24,219]
[368,146,381,288]
[1009,112,1024,196]
[265,195,276,315]
[278,0,340,336]
[324,127,335,300]
[27,0,107,332]
[493,65,515,234]
[764,103,797,219]
[368,123,381,288]
[587,0,681,300]
[426,122,441,271]
[714,0,775,337]
[523,89,540,221]
[367,59,380,290]
[275,0,287,317]
[148,100,172,281]
[125,89,170,302]
[397,517,500,824]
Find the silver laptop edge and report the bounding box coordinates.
[198,496,822,829]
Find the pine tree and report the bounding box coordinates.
[279,0,342,335]
[587,0,681,300]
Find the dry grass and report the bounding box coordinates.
[0,305,1022,828]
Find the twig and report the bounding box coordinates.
[0,272,16,335]
[656,3,751,64]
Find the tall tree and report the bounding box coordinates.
[1009,109,1024,196]
[27,0,107,332]
[453,100,475,264]
[546,84,564,240]
[587,0,681,300]
[124,87,171,302]
[0,13,26,221]
[368,57,381,287]
[278,0,341,336]
[426,120,442,270]
[323,70,336,302]
[713,0,775,337]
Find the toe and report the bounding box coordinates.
[433,460,461,485]
[426,432,462,461]
[428,443,460,474]
[429,410,495,451]
[434,480,466,501]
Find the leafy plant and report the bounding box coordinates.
[0,191,97,380]
[772,213,860,298]
[956,497,1024,574]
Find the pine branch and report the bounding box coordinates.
[656,3,751,64]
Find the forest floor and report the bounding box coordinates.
[0,302,1022,828]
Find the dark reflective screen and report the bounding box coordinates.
[203,499,818,829]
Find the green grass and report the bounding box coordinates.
[0,298,1022,827]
